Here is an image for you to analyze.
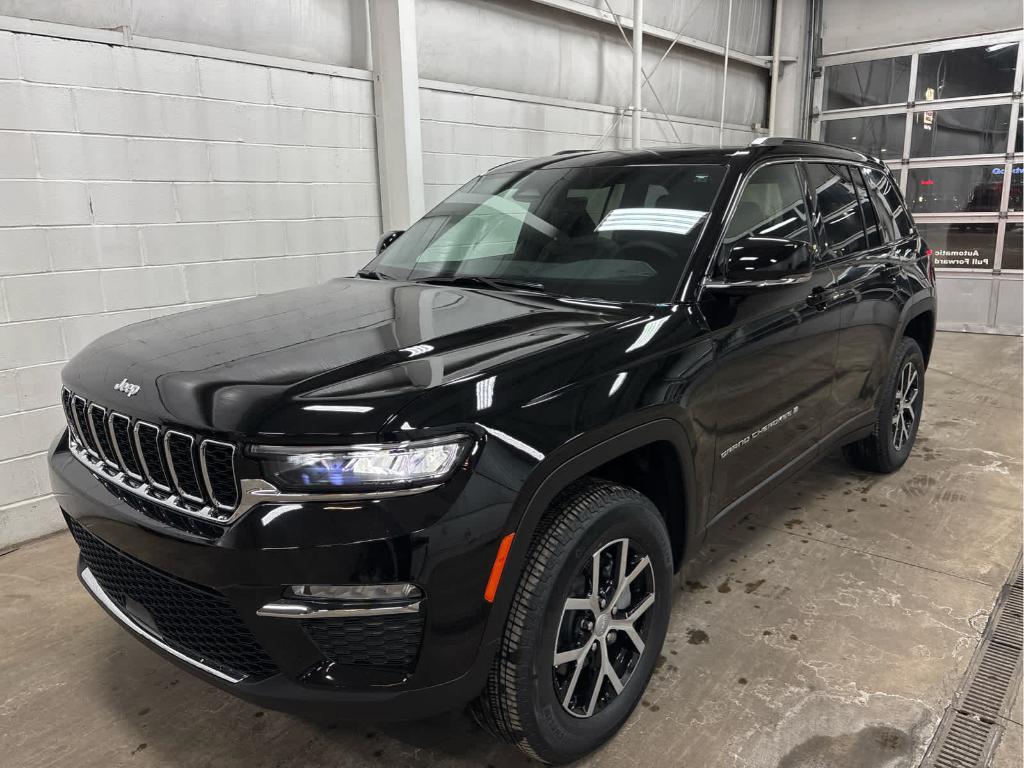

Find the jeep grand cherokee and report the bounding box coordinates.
[49,138,936,764]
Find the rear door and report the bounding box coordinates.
[805,163,906,434]
[701,161,840,513]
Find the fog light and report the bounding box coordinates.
[288,583,422,601]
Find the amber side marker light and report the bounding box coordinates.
[484,532,515,603]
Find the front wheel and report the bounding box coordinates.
[474,479,673,764]
[843,337,925,473]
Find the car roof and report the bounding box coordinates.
[489,138,884,175]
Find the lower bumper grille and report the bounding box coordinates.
[66,514,277,680]
[302,614,425,670]
[98,479,226,539]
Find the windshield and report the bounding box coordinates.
[368,164,727,303]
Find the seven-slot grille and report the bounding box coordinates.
[61,387,240,520]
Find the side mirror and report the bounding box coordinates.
[706,237,814,289]
[376,230,404,255]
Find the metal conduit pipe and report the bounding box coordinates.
[631,0,643,149]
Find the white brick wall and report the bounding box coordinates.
[419,84,758,208]
[0,30,380,548]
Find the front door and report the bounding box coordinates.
[699,161,840,514]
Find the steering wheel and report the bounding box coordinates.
[537,233,617,263]
[616,239,679,275]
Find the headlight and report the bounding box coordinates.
[250,435,471,492]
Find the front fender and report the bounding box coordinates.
[477,415,702,657]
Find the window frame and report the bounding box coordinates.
[913,43,1020,102]
[905,162,1012,216]
[823,55,914,112]
[819,112,908,161]
[721,160,814,244]
[698,157,921,296]
[701,159,820,286]
[861,166,903,244]
[848,165,886,250]
[803,161,875,263]
[908,101,1017,160]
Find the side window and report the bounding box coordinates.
[723,162,812,246]
[849,167,883,249]
[863,167,913,240]
[805,162,867,258]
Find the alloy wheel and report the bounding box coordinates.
[892,361,920,452]
[552,538,656,718]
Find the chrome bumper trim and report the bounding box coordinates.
[256,600,422,619]
[80,567,247,684]
[239,477,443,505]
[69,436,229,522]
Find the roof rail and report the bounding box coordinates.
[552,149,591,155]
[749,136,838,148]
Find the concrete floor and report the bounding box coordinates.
[2,331,1021,768]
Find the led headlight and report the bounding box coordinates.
[250,435,471,492]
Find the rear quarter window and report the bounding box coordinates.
[864,167,913,240]
[849,167,884,249]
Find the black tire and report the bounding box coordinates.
[473,479,673,764]
[843,337,925,473]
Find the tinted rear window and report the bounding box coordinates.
[864,167,913,239]
[805,162,867,258]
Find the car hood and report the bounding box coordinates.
[62,278,629,437]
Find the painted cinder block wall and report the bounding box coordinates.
[0,31,381,546]
[419,82,757,209]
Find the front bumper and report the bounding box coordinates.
[49,432,517,720]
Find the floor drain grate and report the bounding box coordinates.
[921,553,1023,768]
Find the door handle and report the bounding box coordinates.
[806,286,828,310]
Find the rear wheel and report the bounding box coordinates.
[474,479,673,764]
[843,337,924,473]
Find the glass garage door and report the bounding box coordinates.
[814,32,1023,334]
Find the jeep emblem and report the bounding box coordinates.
[113,377,141,397]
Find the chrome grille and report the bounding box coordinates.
[61,387,240,523]
[199,441,239,510]
[72,395,98,457]
[87,403,117,468]
[61,388,80,444]
[165,431,205,504]
[109,413,142,480]
[134,421,170,491]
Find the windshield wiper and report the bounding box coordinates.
[356,269,394,280]
[411,275,547,293]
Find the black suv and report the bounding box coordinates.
[49,138,935,764]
